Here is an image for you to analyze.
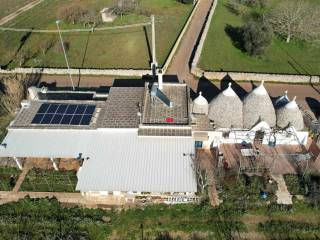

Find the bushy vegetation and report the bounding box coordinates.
[242,20,273,55]
[258,220,320,239]
[0,167,20,191]
[0,198,247,240]
[20,169,78,192]
[219,174,277,211]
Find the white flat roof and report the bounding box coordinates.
[0,129,197,193]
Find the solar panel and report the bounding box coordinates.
[31,103,96,126]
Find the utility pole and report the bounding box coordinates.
[151,15,157,76]
[56,20,75,91]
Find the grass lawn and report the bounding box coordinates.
[0,0,193,69]
[20,169,78,192]
[0,0,32,19]
[0,167,20,191]
[199,0,320,75]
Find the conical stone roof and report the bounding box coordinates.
[192,92,208,115]
[276,96,304,130]
[208,83,243,128]
[274,90,289,109]
[243,81,276,129]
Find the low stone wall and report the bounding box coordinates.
[191,67,320,84]
[162,0,200,73]
[0,67,151,77]
[191,0,218,69]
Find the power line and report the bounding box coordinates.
[0,21,151,33]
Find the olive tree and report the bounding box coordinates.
[242,21,273,56]
[266,0,320,43]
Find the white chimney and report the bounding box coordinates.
[158,69,163,90]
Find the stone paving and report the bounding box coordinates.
[272,174,293,205]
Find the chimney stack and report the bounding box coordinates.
[158,69,163,90]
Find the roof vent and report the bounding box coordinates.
[150,83,172,107]
[21,100,31,108]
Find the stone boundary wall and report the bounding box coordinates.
[190,0,320,84]
[0,67,152,77]
[191,68,320,83]
[191,0,218,69]
[162,0,200,73]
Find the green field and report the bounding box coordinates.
[199,0,320,75]
[20,169,78,192]
[0,0,32,19]
[0,0,192,69]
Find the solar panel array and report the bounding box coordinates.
[31,103,96,126]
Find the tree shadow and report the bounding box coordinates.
[225,24,245,52]
[220,73,248,99]
[80,32,91,69]
[3,30,33,69]
[306,97,320,119]
[196,75,220,102]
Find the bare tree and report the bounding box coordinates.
[191,155,211,195]
[266,0,320,43]
[0,74,27,114]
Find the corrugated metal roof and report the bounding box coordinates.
[0,129,196,193]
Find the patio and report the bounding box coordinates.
[219,142,318,175]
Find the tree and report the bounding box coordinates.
[114,0,140,18]
[0,74,26,114]
[266,0,320,43]
[57,5,88,24]
[242,21,273,56]
[191,155,211,195]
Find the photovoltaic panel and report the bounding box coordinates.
[31,103,96,126]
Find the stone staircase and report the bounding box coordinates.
[272,174,293,205]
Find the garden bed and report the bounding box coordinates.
[219,173,277,210]
[20,168,78,192]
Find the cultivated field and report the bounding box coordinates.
[0,0,32,19]
[199,0,320,75]
[0,0,192,69]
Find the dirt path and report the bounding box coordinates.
[166,0,214,91]
[0,0,44,26]
[12,166,30,193]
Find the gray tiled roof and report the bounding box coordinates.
[98,87,145,128]
[138,127,192,137]
[191,114,215,131]
[142,84,190,125]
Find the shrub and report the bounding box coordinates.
[242,21,273,55]
[179,0,194,4]
[0,74,26,114]
[57,5,88,24]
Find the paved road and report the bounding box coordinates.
[167,0,214,91]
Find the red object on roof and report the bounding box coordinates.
[166,117,174,123]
